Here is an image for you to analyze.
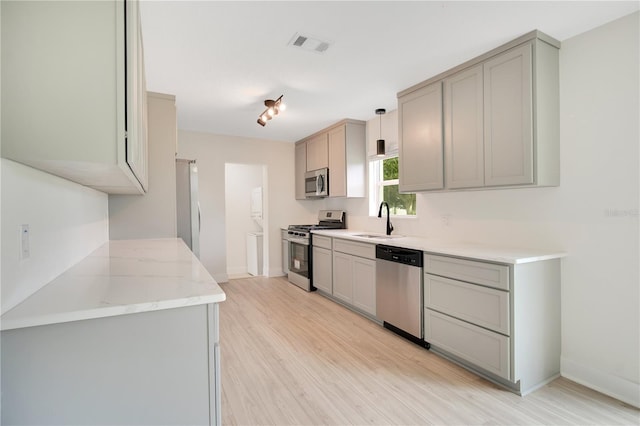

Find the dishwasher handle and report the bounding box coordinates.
[375,244,423,267]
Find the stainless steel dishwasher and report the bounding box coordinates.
[376,244,426,346]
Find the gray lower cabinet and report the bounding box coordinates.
[332,251,353,302]
[351,257,377,315]
[312,236,376,318]
[423,253,560,395]
[1,304,221,425]
[332,239,376,316]
[425,309,511,379]
[312,246,332,294]
[281,229,290,275]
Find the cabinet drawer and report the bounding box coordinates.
[312,235,332,250]
[333,239,375,260]
[424,254,509,290]
[425,274,510,335]
[425,309,510,380]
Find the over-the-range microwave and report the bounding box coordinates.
[305,168,328,198]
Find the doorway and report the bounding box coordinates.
[224,163,268,278]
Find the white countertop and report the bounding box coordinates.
[1,238,226,331]
[311,230,566,265]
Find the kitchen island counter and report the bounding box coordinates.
[2,238,225,425]
[1,238,226,330]
[311,229,566,264]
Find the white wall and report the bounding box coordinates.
[1,159,109,314]
[177,131,317,282]
[109,92,178,240]
[224,163,264,277]
[327,13,640,407]
[556,12,639,406]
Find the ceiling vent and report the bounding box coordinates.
[288,32,331,54]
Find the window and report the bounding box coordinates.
[369,156,416,216]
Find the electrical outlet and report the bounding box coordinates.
[441,215,451,227]
[20,224,30,259]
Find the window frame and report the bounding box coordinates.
[368,153,417,218]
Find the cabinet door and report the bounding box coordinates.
[281,232,289,274]
[484,43,533,186]
[444,65,484,189]
[332,252,353,303]
[1,305,213,424]
[352,257,376,316]
[1,0,147,194]
[398,82,444,192]
[328,125,346,197]
[306,133,329,172]
[312,247,332,294]
[294,143,306,200]
[125,0,148,191]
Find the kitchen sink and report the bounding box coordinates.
[353,233,404,240]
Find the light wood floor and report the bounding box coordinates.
[219,276,639,425]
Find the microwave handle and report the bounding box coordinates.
[317,174,324,194]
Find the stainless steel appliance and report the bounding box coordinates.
[287,210,346,291]
[376,245,425,346]
[305,168,329,198]
[176,159,201,257]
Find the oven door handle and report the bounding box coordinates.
[288,237,309,246]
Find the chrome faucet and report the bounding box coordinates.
[378,202,394,236]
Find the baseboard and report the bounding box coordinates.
[561,357,640,408]
[228,273,252,280]
[268,268,285,277]
[212,273,229,283]
[226,266,247,276]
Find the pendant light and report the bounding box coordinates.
[376,108,386,157]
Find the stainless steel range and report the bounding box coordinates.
[287,210,346,291]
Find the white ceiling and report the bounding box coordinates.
[140,1,638,143]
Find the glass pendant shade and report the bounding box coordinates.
[375,108,386,157]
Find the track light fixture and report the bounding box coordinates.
[257,95,286,126]
[376,108,386,156]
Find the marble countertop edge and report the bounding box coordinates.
[0,239,226,332]
[310,229,567,265]
[1,294,226,331]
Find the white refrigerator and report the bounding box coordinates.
[176,159,200,258]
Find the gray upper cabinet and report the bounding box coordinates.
[125,0,149,192]
[444,64,484,189]
[294,142,307,200]
[398,31,560,192]
[328,121,366,198]
[296,119,366,199]
[306,133,329,172]
[398,82,444,192]
[483,43,534,186]
[1,0,148,194]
